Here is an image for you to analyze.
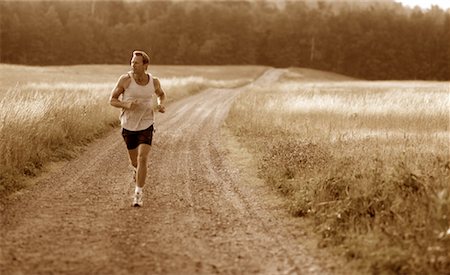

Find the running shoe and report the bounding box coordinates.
[132,191,143,207]
[132,168,137,183]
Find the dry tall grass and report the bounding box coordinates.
[0,83,118,194]
[161,76,252,103]
[0,65,265,196]
[227,76,450,274]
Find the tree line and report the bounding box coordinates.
[1,0,449,80]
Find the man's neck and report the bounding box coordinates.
[134,72,146,78]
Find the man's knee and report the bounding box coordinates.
[138,154,148,165]
[137,144,151,163]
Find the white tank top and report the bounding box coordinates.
[120,72,156,131]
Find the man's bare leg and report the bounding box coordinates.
[127,148,138,180]
[136,144,151,188]
[130,144,151,207]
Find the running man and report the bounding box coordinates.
[109,50,166,207]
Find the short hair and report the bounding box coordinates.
[132,50,150,64]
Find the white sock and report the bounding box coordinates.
[135,186,143,194]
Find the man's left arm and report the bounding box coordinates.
[154,77,166,113]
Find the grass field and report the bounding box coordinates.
[226,69,450,274]
[2,64,449,273]
[0,64,267,196]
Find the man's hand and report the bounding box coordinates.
[157,104,166,113]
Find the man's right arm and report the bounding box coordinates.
[109,74,132,109]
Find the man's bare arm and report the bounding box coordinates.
[153,77,166,113]
[109,74,134,109]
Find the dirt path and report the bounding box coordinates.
[1,69,345,275]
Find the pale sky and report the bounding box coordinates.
[395,0,450,9]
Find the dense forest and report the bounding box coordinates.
[0,0,449,80]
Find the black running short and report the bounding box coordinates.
[121,124,154,150]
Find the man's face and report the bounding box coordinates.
[131,55,147,74]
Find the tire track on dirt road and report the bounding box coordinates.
[1,69,343,274]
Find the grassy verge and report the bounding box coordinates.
[0,64,267,196]
[0,83,118,194]
[225,73,450,274]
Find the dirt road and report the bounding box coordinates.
[1,69,344,274]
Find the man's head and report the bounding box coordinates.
[133,50,150,64]
[131,50,150,73]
